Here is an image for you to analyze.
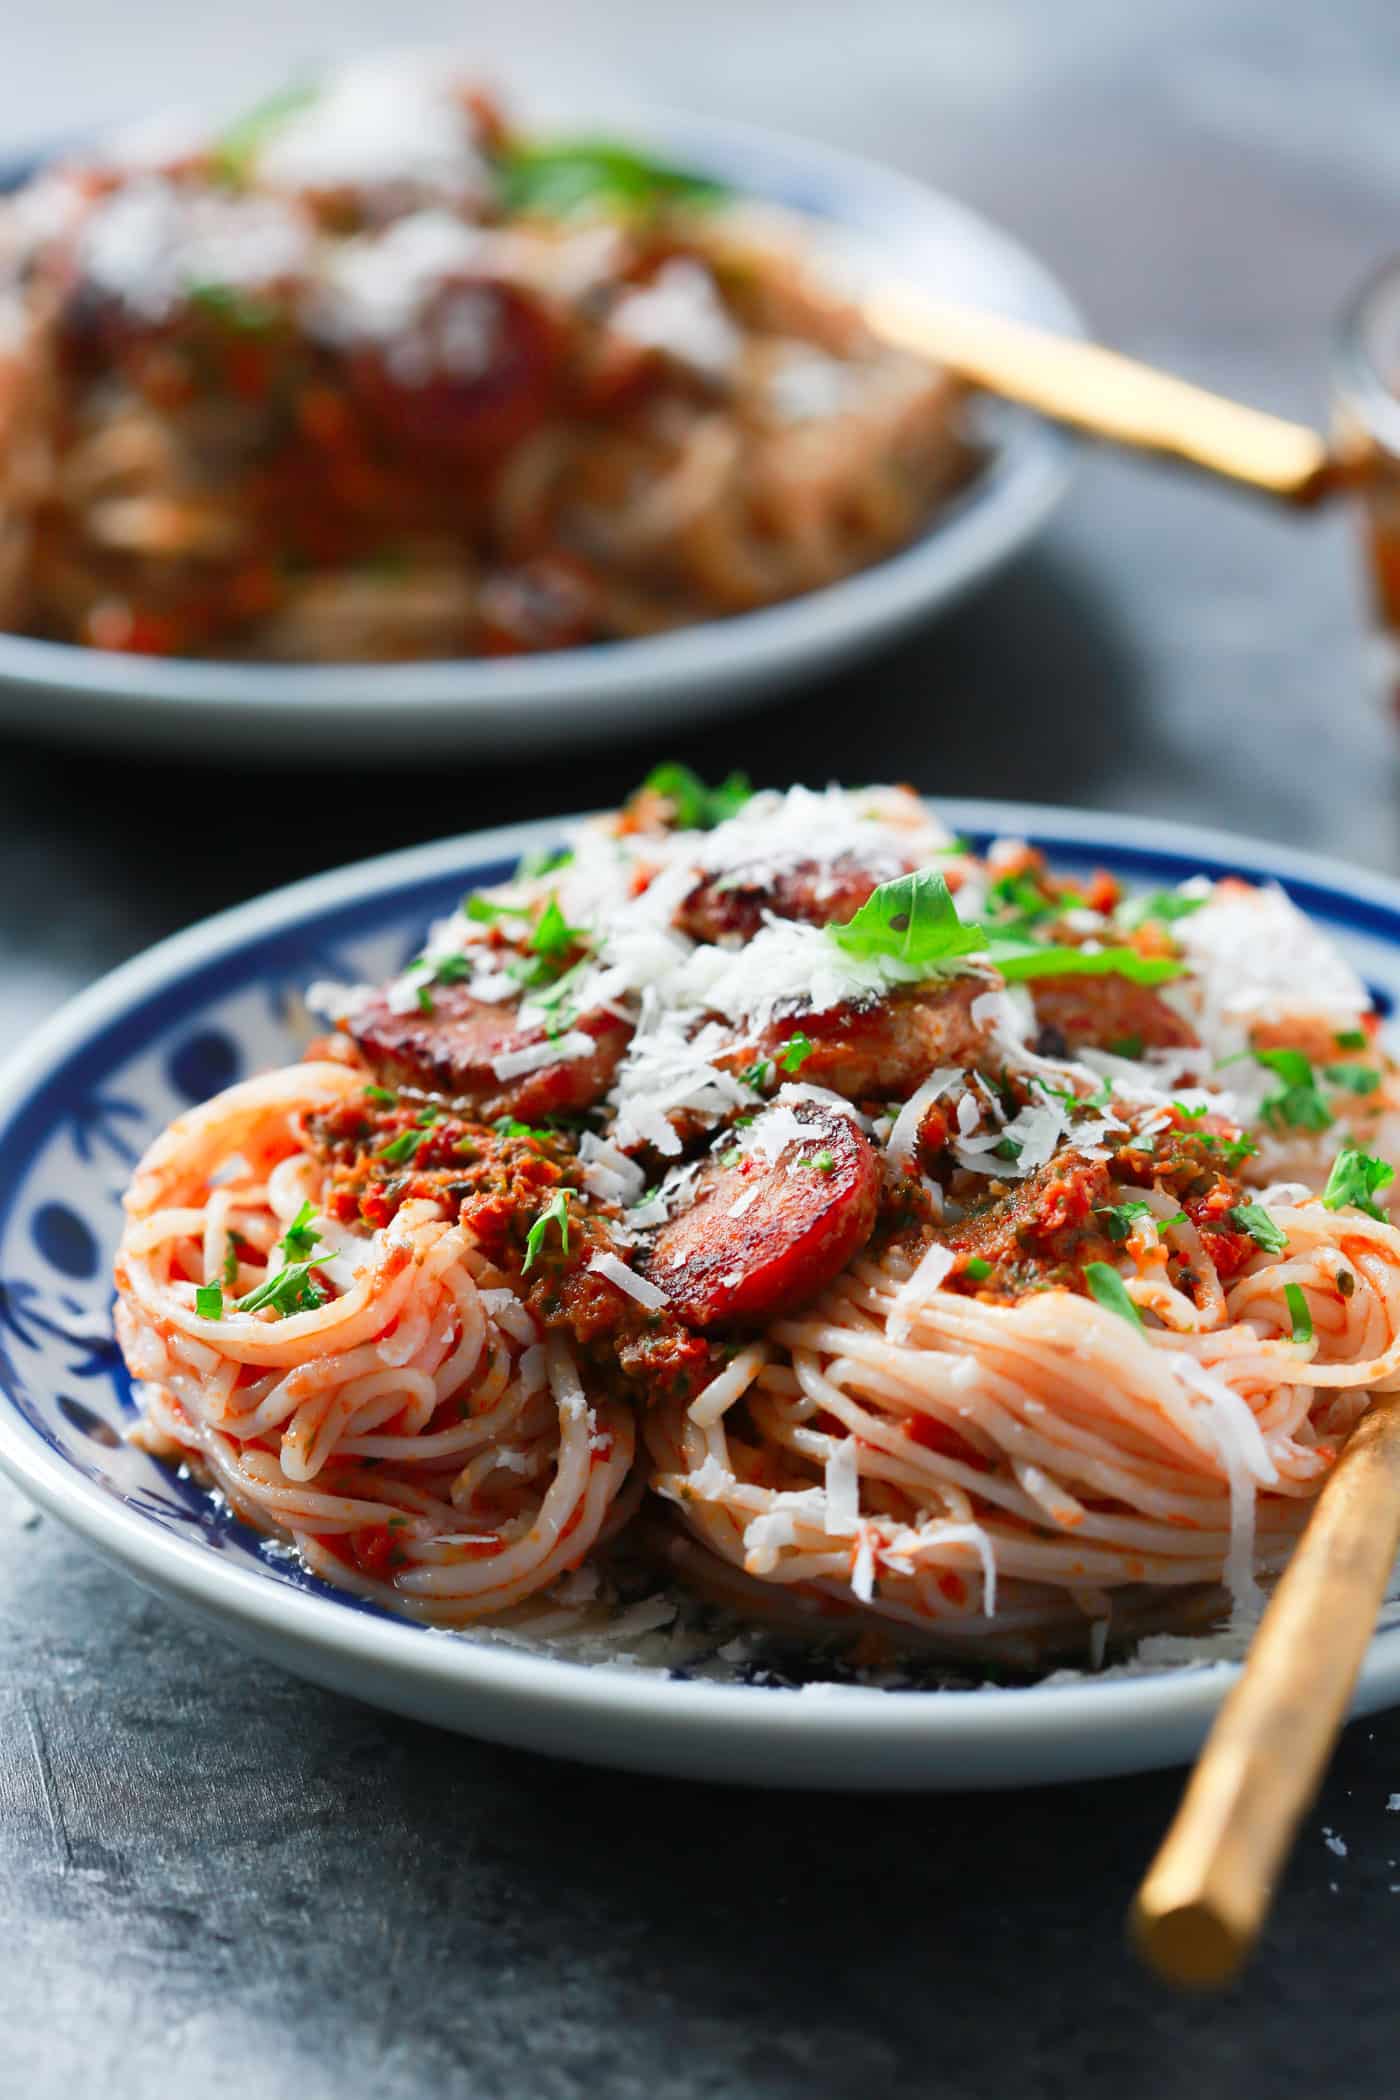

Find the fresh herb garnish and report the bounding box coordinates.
[211,78,319,186]
[377,1128,425,1166]
[186,281,280,333]
[365,1083,398,1106]
[516,844,574,881]
[1084,1262,1144,1330]
[781,1034,814,1074]
[279,1201,321,1263]
[195,1284,224,1319]
[1335,1029,1369,1052]
[500,140,728,218]
[638,762,752,830]
[1229,1202,1288,1255]
[1107,1033,1144,1060]
[236,1258,326,1318]
[741,1059,773,1090]
[1256,1047,1333,1133]
[806,1151,836,1174]
[719,1147,743,1168]
[415,985,434,1015]
[530,894,585,958]
[964,1256,993,1281]
[1284,1282,1313,1345]
[1097,1201,1154,1242]
[1323,1063,1381,1095]
[221,1238,240,1286]
[828,870,986,970]
[465,894,531,924]
[522,1190,572,1271]
[1322,1145,1396,1220]
[494,1116,556,1144]
[987,936,1180,987]
[1116,888,1207,932]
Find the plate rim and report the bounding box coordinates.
[8,797,1400,1778]
[0,101,1079,733]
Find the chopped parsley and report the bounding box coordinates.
[805,1151,836,1174]
[1255,1048,1333,1133]
[964,1256,993,1281]
[637,762,752,830]
[1284,1282,1313,1346]
[279,1200,321,1263]
[523,1190,572,1271]
[781,1034,814,1074]
[530,894,585,958]
[1322,1145,1396,1220]
[988,936,1180,987]
[494,1116,556,1144]
[415,985,434,1015]
[377,1128,425,1166]
[1107,1033,1144,1060]
[1084,1262,1144,1330]
[464,893,531,924]
[194,1284,224,1319]
[516,844,574,881]
[364,1084,398,1106]
[500,141,728,218]
[719,1147,744,1168]
[741,1059,773,1090]
[1116,888,1207,932]
[1229,1203,1288,1256]
[221,1238,240,1286]
[1322,1063,1381,1095]
[212,77,319,186]
[1097,1200,1155,1242]
[1335,1029,1369,1052]
[236,1258,326,1318]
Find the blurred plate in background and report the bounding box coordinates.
[0,105,1081,760]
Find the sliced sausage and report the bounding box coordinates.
[676,850,914,944]
[1029,975,1197,1055]
[349,983,630,1122]
[733,978,992,1106]
[645,1102,880,1329]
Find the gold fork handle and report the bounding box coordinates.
[865,288,1336,506]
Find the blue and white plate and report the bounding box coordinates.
[0,108,1078,759]
[5,800,1399,1790]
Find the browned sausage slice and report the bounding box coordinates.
[349,983,630,1122]
[1030,976,1197,1055]
[676,850,915,944]
[729,978,992,1106]
[645,1102,880,1329]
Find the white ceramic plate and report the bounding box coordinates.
[8,802,1400,1789]
[0,110,1079,759]
[5,801,1400,1787]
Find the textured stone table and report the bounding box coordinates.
[4,3,1400,2094]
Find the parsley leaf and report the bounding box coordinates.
[1334,1029,1369,1052]
[805,1150,836,1173]
[1284,1282,1313,1345]
[237,1258,326,1318]
[741,1059,773,1090]
[279,1200,321,1263]
[212,78,319,186]
[1323,1063,1381,1095]
[522,1190,572,1271]
[1322,1145,1396,1220]
[500,142,728,218]
[221,1238,240,1286]
[494,1115,556,1144]
[377,1128,425,1166]
[195,1284,224,1319]
[828,870,986,970]
[638,762,752,830]
[1097,1200,1154,1242]
[1084,1262,1144,1330]
[964,1256,993,1281]
[781,1034,814,1074]
[465,894,531,924]
[364,1083,398,1106]
[1256,1047,1332,1133]
[1107,1033,1144,1060]
[987,937,1181,987]
[530,893,585,958]
[1229,1202,1288,1255]
[516,844,574,881]
[1116,888,1207,931]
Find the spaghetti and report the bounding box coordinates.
[114,776,1400,1662]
